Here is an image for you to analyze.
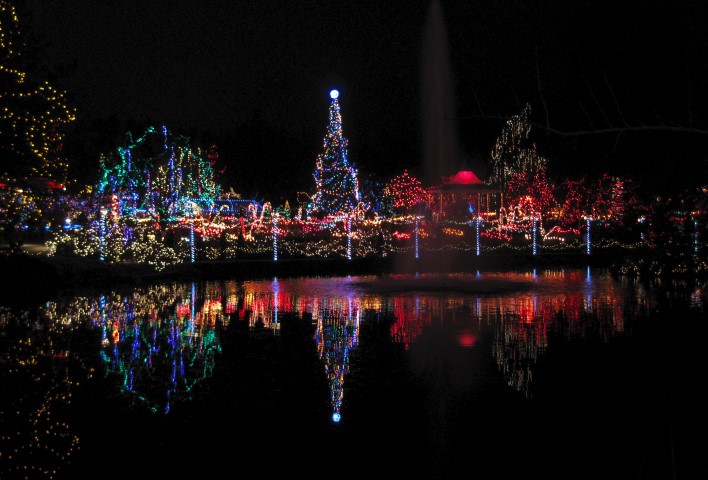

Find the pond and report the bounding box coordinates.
[1,267,706,480]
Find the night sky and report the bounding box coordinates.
[18,0,708,199]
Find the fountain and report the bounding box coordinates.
[393,0,468,274]
[420,0,462,187]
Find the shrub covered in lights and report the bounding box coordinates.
[383,170,429,216]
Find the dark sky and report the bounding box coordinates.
[18,0,708,195]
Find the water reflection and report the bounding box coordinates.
[1,268,706,479]
[316,304,359,422]
[36,269,667,411]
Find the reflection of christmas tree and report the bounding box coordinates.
[311,90,360,215]
[91,286,222,414]
[314,309,359,422]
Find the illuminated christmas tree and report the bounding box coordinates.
[488,104,547,192]
[0,1,75,184]
[311,89,360,215]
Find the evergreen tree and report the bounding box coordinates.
[0,1,75,184]
[311,90,360,215]
[488,104,547,191]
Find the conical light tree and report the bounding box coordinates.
[311,89,360,216]
[0,0,75,184]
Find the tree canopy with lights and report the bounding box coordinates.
[97,125,221,224]
[488,103,547,193]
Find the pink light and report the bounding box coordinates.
[448,170,484,185]
[458,329,478,348]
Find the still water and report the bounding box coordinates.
[1,268,706,480]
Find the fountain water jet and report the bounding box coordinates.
[420,0,463,187]
[393,0,469,274]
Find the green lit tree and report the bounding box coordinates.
[0,0,75,184]
[97,125,221,224]
[311,90,361,216]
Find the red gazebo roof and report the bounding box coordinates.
[429,170,500,194]
[447,170,484,185]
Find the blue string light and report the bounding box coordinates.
[273,214,278,261]
[415,217,419,259]
[189,211,195,263]
[99,208,106,263]
[476,216,481,256]
[347,216,352,260]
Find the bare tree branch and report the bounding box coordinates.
[465,67,708,140]
[603,73,627,127]
[687,68,692,127]
[578,102,596,131]
[581,75,613,128]
[470,83,485,117]
[535,47,550,128]
[536,124,708,137]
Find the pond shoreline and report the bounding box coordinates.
[0,250,629,306]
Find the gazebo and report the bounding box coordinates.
[428,170,501,223]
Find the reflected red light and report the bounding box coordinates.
[458,330,477,348]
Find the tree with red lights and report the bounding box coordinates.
[556,178,589,227]
[383,170,428,215]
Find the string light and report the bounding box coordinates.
[273,213,278,261]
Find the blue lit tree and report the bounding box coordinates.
[311,90,361,216]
